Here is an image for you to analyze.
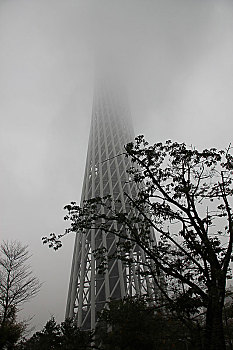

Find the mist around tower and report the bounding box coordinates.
[2,1,233,349]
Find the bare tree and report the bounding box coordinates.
[0,241,41,326]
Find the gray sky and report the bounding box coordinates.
[1,0,233,330]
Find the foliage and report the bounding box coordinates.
[96,296,199,350]
[18,298,202,350]
[43,137,233,350]
[18,317,93,350]
[0,306,25,350]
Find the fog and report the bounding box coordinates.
[0,0,233,330]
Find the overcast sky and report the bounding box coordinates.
[1,0,233,331]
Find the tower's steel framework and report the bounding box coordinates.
[66,81,156,329]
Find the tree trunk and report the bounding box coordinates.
[205,293,226,350]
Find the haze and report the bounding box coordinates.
[0,0,233,330]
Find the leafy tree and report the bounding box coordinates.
[96,297,157,350]
[24,317,61,350]
[18,317,93,350]
[95,296,196,350]
[59,318,93,350]
[19,317,61,350]
[43,137,233,350]
[0,306,25,350]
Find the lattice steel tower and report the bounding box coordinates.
[66,78,156,329]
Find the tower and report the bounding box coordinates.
[66,78,156,329]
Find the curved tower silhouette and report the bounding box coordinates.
[66,78,156,329]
